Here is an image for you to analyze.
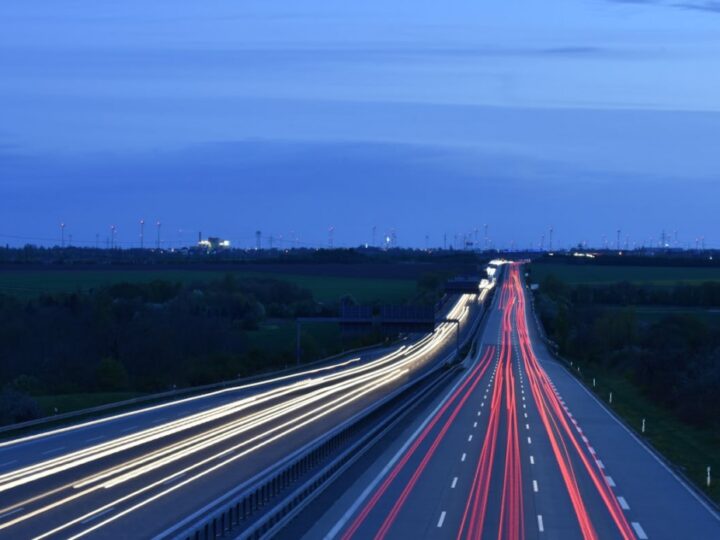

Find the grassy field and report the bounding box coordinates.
[531,262,720,286]
[564,359,720,503]
[0,270,416,304]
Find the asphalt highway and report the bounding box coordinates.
[303,264,720,540]
[0,287,490,540]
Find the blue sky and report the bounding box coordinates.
[1,0,719,249]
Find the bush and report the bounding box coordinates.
[0,387,42,426]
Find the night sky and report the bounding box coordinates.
[2,0,719,249]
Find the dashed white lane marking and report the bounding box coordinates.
[533,480,539,492]
[461,453,467,462]
[120,424,138,433]
[537,514,545,532]
[437,511,447,528]
[477,411,482,416]
[617,496,630,510]
[596,459,605,469]
[162,472,186,486]
[588,446,596,455]
[524,413,528,418]
[525,424,530,430]
[85,435,104,443]
[527,437,532,444]
[523,404,526,409]
[42,446,65,455]
[530,455,535,465]
[451,477,458,489]
[81,507,115,524]
[606,476,616,487]
[631,522,648,539]
[468,435,473,442]
[473,422,478,428]
[0,460,18,467]
[0,507,24,520]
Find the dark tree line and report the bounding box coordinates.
[0,275,322,423]
[535,274,720,429]
[567,281,720,307]
[0,269,451,425]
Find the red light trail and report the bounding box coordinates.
[340,265,639,540]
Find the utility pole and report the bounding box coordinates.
[617,229,621,251]
[372,225,377,248]
[484,223,489,250]
[328,226,335,248]
[549,226,554,251]
[60,223,65,248]
[156,221,161,249]
[110,225,117,249]
[255,230,261,250]
[140,219,145,249]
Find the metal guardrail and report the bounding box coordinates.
[177,362,457,540]
[171,288,496,540]
[242,369,456,540]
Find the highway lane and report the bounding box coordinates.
[0,286,491,539]
[308,264,720,540]
[0,343,404,467]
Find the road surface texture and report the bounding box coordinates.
[296,264,720,540]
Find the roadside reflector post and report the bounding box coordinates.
[708,466,712,487]
[592,378,596,388]
[641,418,646,433]
[609,392,613,404]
